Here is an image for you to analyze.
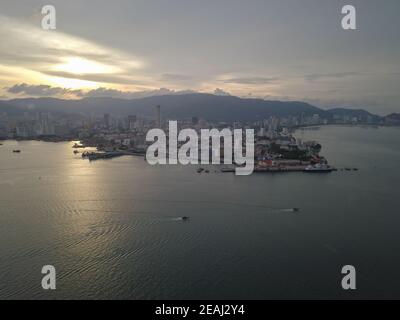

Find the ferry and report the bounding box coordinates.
[87,151,126,161]
[303,164,334,173]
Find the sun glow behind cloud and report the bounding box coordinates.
[52,57,121,75]
[0,14,145,92]
[49,77,99,90]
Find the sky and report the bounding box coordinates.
[0,0,399,115]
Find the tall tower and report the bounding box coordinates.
[104,113,111,129]
[156,105,161,128]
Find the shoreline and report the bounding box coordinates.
[1,123,398,143]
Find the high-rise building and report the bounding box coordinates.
[104,113,111,128]
[128,115,137,131]
[192,117,199,125]
[156,105,161,128]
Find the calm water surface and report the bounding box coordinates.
[0,125,400,299]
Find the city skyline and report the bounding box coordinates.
[1,0,400,115]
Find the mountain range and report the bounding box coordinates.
[0,93,384,122]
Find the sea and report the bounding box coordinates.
[0,125,400,299]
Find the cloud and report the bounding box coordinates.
[160,74,194,82]
[4,83,201,100]
[220,77,279,85]
[304,72,362,82]
[84,87,200,99]
[84,87,174,99]
[0,14,145,87]
[214,88,231,96]
[6,83,81,97]
[82,87,133,99]
[44,71,149,86]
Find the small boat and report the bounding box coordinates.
[293,208,300,212]
[13,150,21,153]
[181,216,189,221]
[82,151,95,158]
[197,168,204,173]
[72,143,85,149]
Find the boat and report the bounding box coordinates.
[87,151,125,161]
[304,164,334,173]
[72,143,85,149]
[82,151,94,158]
[13,150,21,153]
[181,216,189,221]
[197,168,204,173]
